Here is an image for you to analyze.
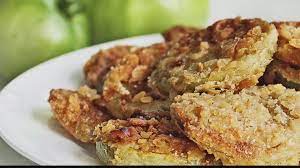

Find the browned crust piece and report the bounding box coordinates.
[171,85,300,165]
[273,22,300,66]
[94,117,221,165]
[163,25,202,42]
[84,46,135,91]
[101,43,170,119]
[149,17,278,97]
[48,86,111,143]
[84,25,201,92]
[263,59,300,90]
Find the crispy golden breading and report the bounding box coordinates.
[163,26,202,42]
[83,43,171,119]
[48,86,111,143]
[273,22,300,66]
[101,43,170,119]
[83,26,199,91]
[149,18,278,97]
[84,46,135,91]
[263,59,300,90]
[49,18,300,165]
[262,22,300,91]
[93,117,221,165]
[84,25,198,92]
[171,85,300,165]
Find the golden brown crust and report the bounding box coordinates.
[149,17,278,96]
[273,22,300,66]
[48,18,300,165]
[94,117,221,165]
[48,86,111,143]
[171,85,300,165]
[84,25,200,92]
[163,26,202,42]
[95,118,185,149]
[84,46,134,91]
[102,43,170,119]
[206,17,273,59]
[263,59,300,90]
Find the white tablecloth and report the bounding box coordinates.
[0,0,299,165]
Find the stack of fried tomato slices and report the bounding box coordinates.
[48,17,300,166]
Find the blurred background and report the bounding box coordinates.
[0,0,299,165]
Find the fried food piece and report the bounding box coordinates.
[262,22,300,90]
[163,26,202,42]
[171,84,300,165]
[273,22,300,66]
[93,117,221,165]
[84,25,199,91]
[263,59,300,90]
[84,46,135,91]
[48,86,111,143]
[149,17,278,96]
[84,25,201,91]
[102,43,170,119]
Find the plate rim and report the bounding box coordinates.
[0,33,163,165]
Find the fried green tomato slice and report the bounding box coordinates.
[273,22,300,66]
[263,59,300,90]
[101,43,170,119]
[84,25,200,92]
[84,25,201,91]
[48,86,111,143]
[149,17,278,97]
[171,84,300,165]
[93,117,221,165]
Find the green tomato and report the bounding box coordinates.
[0,0,90,80]
[91,0,209,43]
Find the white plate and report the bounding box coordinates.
[0,34,164,165]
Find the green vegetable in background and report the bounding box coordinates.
[0,0,209,81]
[90,0,209,43]
[0,0,90,80]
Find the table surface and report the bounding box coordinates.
[0,0,299,165]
